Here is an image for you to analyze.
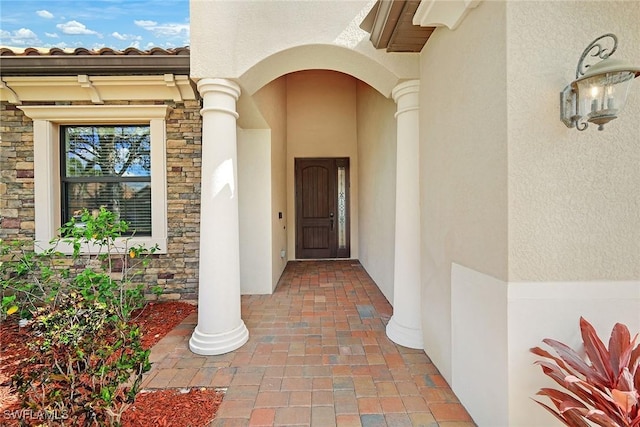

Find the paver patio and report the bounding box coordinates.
[141,260,476,427]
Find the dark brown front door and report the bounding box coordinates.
[295,158,350,259]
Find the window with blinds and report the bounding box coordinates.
[61,125,152,236]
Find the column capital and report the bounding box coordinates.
[392,79,420,103]
[198,78,241,119]
[197,78,241,100]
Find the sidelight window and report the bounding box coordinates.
[337,164,347,250]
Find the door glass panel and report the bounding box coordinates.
[337,166,347,249]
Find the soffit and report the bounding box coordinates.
[360,0,435,52]
[0,46,196,104]
[0,75,197,105]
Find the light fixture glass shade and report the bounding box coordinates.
[574,70,637,129]
[560,34,640,131]
[573,58,639,129]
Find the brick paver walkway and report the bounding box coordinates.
[142,260,475,426]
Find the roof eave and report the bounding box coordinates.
[0,56,190,76]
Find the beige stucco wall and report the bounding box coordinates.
[422,2,640,425]
[507,0,640,281]
[238,128,273,294]
[504,4,640,424]
[286,70,359,259]
[419,0,509,379]
[356,81,397,303]
[252,78,289,289]
[189,0,418,97]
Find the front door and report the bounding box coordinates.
[295,158,350,259]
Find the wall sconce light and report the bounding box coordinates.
[560,33,640,131]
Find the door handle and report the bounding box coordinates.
[330,212,334,230]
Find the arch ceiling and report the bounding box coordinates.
[239,44,413,98]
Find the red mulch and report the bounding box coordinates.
[0,301,224,427]
[131,301,197,349]
[121,388,224,427]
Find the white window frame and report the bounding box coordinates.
[17,105,169,254]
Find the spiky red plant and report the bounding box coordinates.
[531,317,640,426]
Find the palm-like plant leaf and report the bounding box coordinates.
[542,338,609,384]
[584,410,628,427]
[580,317,615,384]
[534,388,591,427]
[531,318,640,427]
[612,388,638,414]
[531,346,581,377]
[618,368,636,392]
[565,376,626,423]
[534,398,576,426]
[629,344,640,391]
[609,322,632,377]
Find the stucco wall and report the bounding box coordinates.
[418,0,509,381]
[507,0,640,281]
[356,81,397,303]
[504,2,640,426]
[252,77,289,289]
[285,70,359,259]
[189,0,418,97]
[420,2,640,426]
[238,128,273,294]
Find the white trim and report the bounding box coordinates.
[413,0,481,30]
[451,263,508,427]
[0,80,21,104]
[1,75,196,105]
[17,105,169,121]
[18,104,169,254]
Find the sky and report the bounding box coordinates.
[0,0,190,51]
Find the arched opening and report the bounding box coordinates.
[238,44,404,97]
[237,68,399,305]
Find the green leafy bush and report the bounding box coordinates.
[0,239,63,320]
[2,207,161,426]
[13,293,151,425]
[1,207,159,321]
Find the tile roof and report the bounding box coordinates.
[0,46,190,76]
[0,46,190,56]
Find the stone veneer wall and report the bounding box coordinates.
[0,100,203,301]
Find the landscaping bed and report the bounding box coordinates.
[1,301,223,426]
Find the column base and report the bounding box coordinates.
[189,321,249,355]
[386,316,423,349]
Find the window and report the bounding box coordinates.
[17,105,169,254]
[61,125,152,236]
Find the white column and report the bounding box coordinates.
[189,78,249,355]
[386,80,423,349]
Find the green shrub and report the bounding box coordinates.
[13,293,151,426]
[2,208,160,426]
[0,239,63,320]
[1,207,159,321]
